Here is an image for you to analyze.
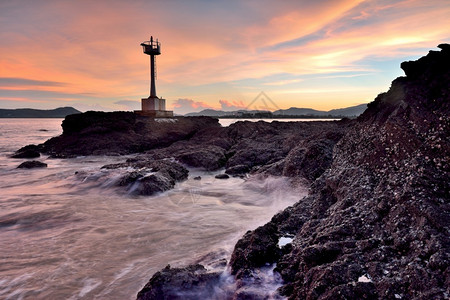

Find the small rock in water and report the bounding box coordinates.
[193,176,202,180]
[215,174,229,179]
[17,160,47,169]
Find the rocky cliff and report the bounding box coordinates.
[137,45,449,299]
[228,44,450,299]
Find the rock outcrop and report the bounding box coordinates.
[14,113,222,158]
[229,44,450,299]
[11,144,40,158]
[138,45,450,299]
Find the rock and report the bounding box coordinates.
[17,160,47,169]
[176,145,227,171]
[225,164,250,175]
[131,172,174,196]
[231,44,450,299]
[11,144,40,158]
[230,223,280,276]
[104,159,189,196]
[137,264,223,300]
[282,138,337,180]
[35,114,221,157]
[193,176,201,180]
[214,173,229,179]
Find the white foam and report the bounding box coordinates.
[78,278,102,297]
[278,237,293,247]
[358,274,372,283]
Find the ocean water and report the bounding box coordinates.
[0,118,306,299]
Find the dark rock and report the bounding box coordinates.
[230,223,280,276]
[215,173,229,179]
[11,144,40,158]
[225,164,250,175]
[227,44,450,300]
[17,160,47,169]
[176,145,227,170]
[136,264,224,300]
[36,114,221,157]
[132,173,174,195]
[283,138,337,180]
[193,176,201,180]
[104,159,189,196]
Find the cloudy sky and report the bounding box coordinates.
[1,0,449,114]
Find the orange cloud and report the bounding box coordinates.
[171,98,214,114]
[219,99,247,111]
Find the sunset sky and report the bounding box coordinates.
[1,0,449,114]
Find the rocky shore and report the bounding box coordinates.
[14,112,349,196]
[137,45,450,299]
[13,44,449,299]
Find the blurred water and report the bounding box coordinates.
[0,119,306,299]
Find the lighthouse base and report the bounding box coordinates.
[134,97,173,117]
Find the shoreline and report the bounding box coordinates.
[9,44,450,299]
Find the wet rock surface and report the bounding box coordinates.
[102,159,188,196]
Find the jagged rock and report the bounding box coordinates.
[230,44,450,299]
[230,223,280,277]
[17,160,47,168]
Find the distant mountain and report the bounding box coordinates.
[185,104,367,118]
[274,104,368,117]
[185,109,270,117]
[0,107,81,118]
[272,107,324,116]
[185,109,229,117]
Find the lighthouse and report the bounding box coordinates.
[135,36,173,117]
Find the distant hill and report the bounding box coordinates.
[185,104,367,118]
[185,109,270,117]
[0,107,81,118]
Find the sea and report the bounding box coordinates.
[0,118,308,299]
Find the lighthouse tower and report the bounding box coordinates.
[135,36,173,117]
